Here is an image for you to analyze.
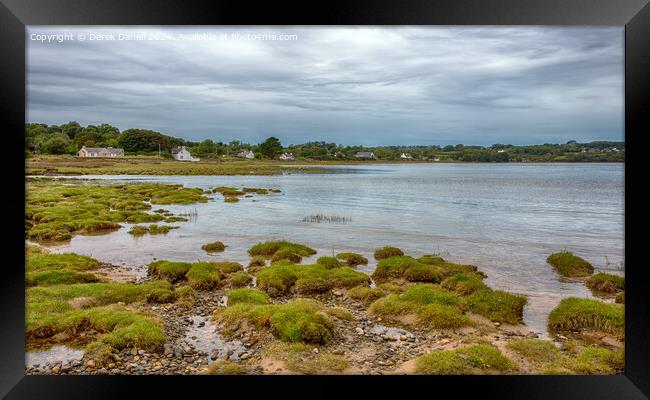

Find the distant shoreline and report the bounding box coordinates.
[25,155,623,177]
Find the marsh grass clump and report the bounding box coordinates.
[506,338,562,363]
[243,187,269,195]
[373,246,404,260]
[224,197,240,203]
[326,307,355,321]
[415,344,514,374]
[227,288,270,305]
[548,297,624,338]
[347,286,386,305]
[262,341,349,374]
[202,241,226,253]
[26,248,104,286]
[547,251,594,277]
[256,263,370,297]
[546,345,624,375]
[186,262,222,290]
[27,270,103,287]
[26,280,171,351]
[369,284,471,329]
[163,216,189,223]
[148,260,243,289]
[586,273,624,294]
[148,261,191,282]
[271,248,303,263]
[441,273,490,295]
[229,271,253,288]
[418,255,445,265]
[207,360,245,375]
[371,256,441,283]
[335,253,368,266]
[26,183,209,242]
[248,240,316,258]
[466,290,527,324]
[316,256,342,269]
[128,224,178,236]
[146,288,179,303]
[217,299,335,344]
[248,256,267,269]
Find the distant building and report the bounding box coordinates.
[279,152,295,160]
[354,151,376,160]
[78,146,124,158]
[497,149,506,153]
[237,149,255,159]
[334,151,345,158]
[400,153,413,159]
[432,157,441,162]
[171,146,200,162]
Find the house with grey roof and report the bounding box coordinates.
[237,149,255,159]
[354,151,376,159]
[171,146,200,161]
[78,146,124,158]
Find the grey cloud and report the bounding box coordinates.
[26,26,623,146]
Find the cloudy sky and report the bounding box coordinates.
[27,26,623,146]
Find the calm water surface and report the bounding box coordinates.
[41,163,624,335]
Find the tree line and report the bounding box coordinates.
[25,122,624,162]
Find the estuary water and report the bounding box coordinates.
[42,163,625,335]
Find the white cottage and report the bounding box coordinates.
[78,146,124,158]
[171,146,199,162]
[237,149,255,159]
[400,153,413,159]
[279,152,295,160]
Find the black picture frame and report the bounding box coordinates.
[1,0,648,398]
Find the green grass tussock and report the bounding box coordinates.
[371,256,441,283]
[217,299,335,344]
[441,273,489,295]
[229,271,253,288]
[128,224,178,236]
[248,240,316,258]
[256,263,371,296]
[201,241,226,252]
[466,290,527,324]
[586,273,624,294]
[416,344,514,374]
[347,286,386,305]
[373,246,404,260]
[26,248,104,286]
[548,297,624,338]
[326,307,355,321]
[148,260,244,289]
[227,288,270,305]
[369,284,471,329]
[316,256,342,269]
[335,253,368,266]
[506,338,562,363]
[546,251,594,277]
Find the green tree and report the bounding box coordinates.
[40,133,73,154]
[258,137,283,159]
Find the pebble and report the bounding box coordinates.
[355,328,365,335]
[85,360,96,368]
